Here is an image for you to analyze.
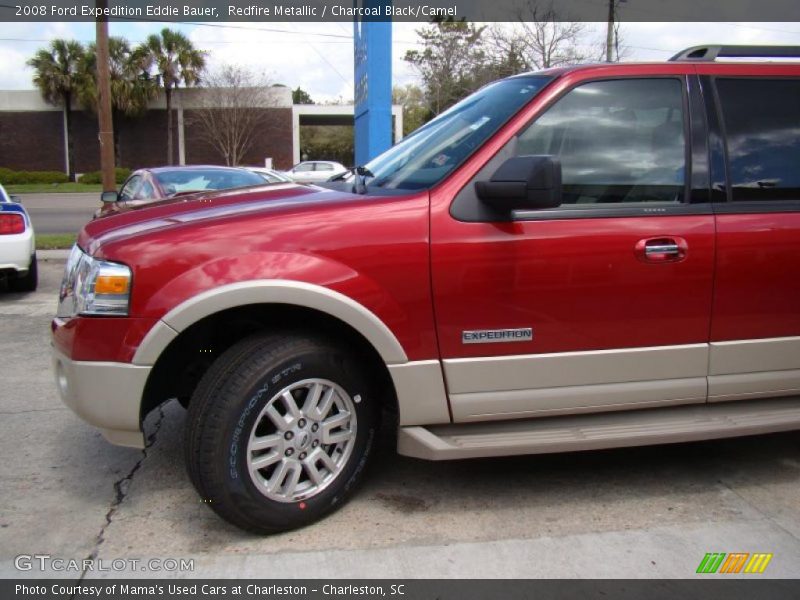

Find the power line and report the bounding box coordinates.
[285,22,351,85]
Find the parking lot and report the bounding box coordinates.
[0,256,799,579]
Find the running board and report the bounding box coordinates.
[397,397,800,460]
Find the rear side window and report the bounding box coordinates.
[516,78,686,205]
[716,78,800,202]
[315,163,334,171]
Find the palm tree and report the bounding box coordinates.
[27,40,85,180]
[77,37,158,165]
[137,29,205,165]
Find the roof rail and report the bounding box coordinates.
[669,45,800,62]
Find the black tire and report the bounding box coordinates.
[11,254,37,292]
[184,332,380,533]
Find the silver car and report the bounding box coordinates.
[243,167,293,184]
[283,161,347,184]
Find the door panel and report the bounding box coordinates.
[711,213,800,341]
[430,74,715,420]
[704,72,800,401]
[432,215,715,359]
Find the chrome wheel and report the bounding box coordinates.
[246,378,358,503]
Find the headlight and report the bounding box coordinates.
[57,245,132,317]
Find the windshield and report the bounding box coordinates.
[154,169,265,197]
[363,75,552,191]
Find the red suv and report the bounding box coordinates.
[52,46,800,533]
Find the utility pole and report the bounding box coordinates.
[95,0,115,192]
[606,0,615,62]
[607,0,627,62]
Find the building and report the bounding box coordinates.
[0,87,402,174]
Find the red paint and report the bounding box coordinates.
[51,316,160,363]
[430,214,714,358]
[53,60,800,371]
[711,213,800,341]
[73,184,438,361]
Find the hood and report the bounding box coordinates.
[79,182,364,255]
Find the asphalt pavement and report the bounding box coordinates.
[16,193,99,234]
[0,257,799,580]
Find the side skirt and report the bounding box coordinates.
[397,396,800,460]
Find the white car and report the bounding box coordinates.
[0,183,37,292]
[283,161,348,184]
[242,167,293,184]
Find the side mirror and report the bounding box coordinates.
[475,155,562,212]
[100,191,119,203]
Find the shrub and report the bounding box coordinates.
[78,167,131,185]
[0,167,70,184]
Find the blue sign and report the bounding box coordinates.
[353,2,392,165]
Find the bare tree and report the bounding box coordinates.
[611,20,631,62]
[488,4,594,71]
[191,65,280,166]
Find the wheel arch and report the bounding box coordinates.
[134,280,408,366]
[136,280,409,424]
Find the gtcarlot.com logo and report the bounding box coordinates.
[14,554,195,573]
[696,552,773,574]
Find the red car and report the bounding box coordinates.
[53,45,800,533]
[96,165,271,217]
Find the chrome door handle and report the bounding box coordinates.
[645,243,680,256]
[635,237,688,263]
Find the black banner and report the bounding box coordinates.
[4,579,800,600]
[1,0,800,22]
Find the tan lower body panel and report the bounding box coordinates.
[709,337,800,402]
[397,396,800,460]
[444,344,708,421]
[387,360,451,426]
[450,377,706,422]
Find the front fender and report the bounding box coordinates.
[131,252,409,366]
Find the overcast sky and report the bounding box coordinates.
[1,21,798,102]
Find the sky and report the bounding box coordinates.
[2,20,799,102]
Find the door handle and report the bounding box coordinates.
[635,237,688,263]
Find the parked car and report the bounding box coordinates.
[0,183,36,292]
[96,166,268,217]
[283,160,347,183]
[53,45,800,534]
[243,167,293,184]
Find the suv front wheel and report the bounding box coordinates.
[185,332,380,533]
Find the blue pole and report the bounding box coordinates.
[353,2,392,165]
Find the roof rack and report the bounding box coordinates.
[669,45,800,62]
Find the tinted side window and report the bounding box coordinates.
[134,180,155,200]
[119,175,141,202]
[516,78,686,205]
[716,78,800,202]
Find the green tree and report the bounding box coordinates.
[137,28,206,164]
[292,86,314,105]
[404,18,492,116]
[77,37,158,165]
[27,39,85,180]
[392,84,429,135]
[300,126,353,166]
